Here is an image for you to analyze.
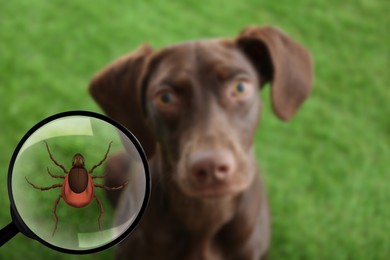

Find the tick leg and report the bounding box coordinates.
[44,141,68,173]
[89,142,113,174]
[47,168,65,178]
[52,194,62,237]
[92,174,106,179]
[94,180,128,190]
[25,177,62,190]
[94,195,104,231]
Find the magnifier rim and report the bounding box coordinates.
[7,110,151,254]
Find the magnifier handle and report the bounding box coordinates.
[0,222,19,247]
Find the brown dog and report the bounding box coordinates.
[89,26,313,260]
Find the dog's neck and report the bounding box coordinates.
[149,144,259,242]
[138,145,266,259]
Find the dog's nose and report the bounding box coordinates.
[189,150,235,185]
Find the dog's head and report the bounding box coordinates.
[90,26,313,199]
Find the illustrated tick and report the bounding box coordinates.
[25,141,128,236]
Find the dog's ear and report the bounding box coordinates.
[237,26,313,120]
[89,44,156,157]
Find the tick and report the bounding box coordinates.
[25,141,127,236]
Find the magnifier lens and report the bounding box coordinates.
[9,113,149,252]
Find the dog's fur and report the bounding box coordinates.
[89,26,313,260]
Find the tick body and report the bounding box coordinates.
[63,169,94,208]
[25,141,128,236]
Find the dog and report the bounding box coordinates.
[89,25,313,260]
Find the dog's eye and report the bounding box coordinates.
[154,90,179,111]
[230,81,253,98]
[160,93,172,103]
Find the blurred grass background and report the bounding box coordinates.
[0,0,388,259]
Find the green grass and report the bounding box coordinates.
[0,0,388,259]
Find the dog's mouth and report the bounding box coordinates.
[177,170,253,199]
[190,183,237,198]
[175,137,254,199]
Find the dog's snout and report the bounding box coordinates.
[189,150,235,185]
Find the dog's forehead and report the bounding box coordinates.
[153,39,249,73]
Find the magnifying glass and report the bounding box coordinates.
[0,111,150,254]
